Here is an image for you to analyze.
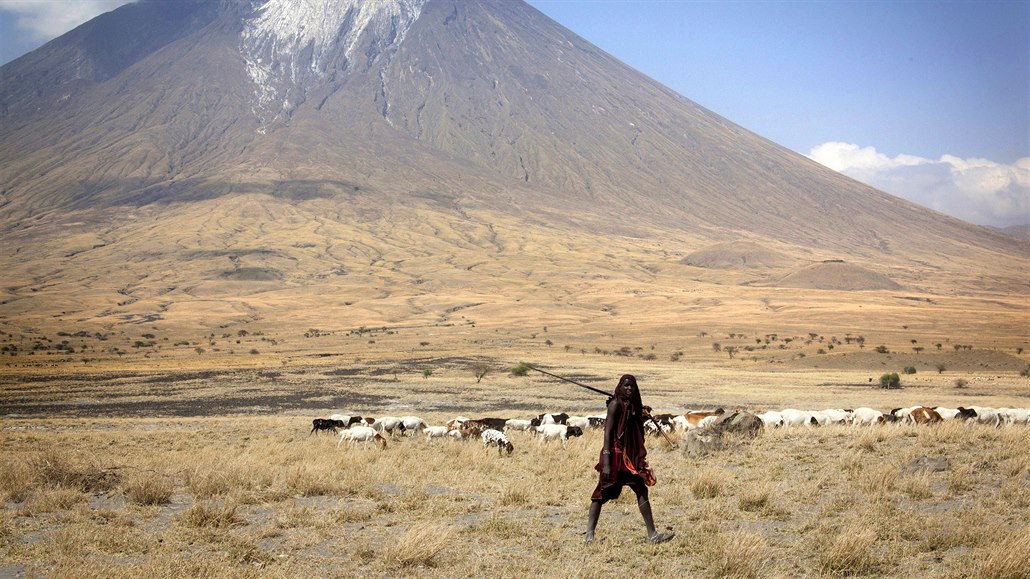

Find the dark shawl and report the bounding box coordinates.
[591,375,656,501]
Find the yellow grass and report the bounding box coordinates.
[0,413,1026,576]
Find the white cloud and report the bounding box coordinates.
[809,142,1030,228]
[0,0,134,41]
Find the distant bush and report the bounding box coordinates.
[954,378,969,389]
[879,373,901,389]
[511,363,530,377]
[936,363,946,374]
[875,345,889,354]
[1020,366,1030,378]
[903,366,917,374]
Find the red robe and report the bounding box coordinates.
[591,391,656,502]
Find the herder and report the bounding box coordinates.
[584,374,675,544]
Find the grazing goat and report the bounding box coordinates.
[910,407,943,424]
[530,412,569,427]
[372,416,407,436]
[481,429,514,455]
[450,423,486,440]
[933,407,978,421]
[337,426,387,449]
[310,418,345,435]
[756,411,784,427]
[850,407,887,426]
[536,424,583,446]
[424,426,452,440]
[566,416,591,430]
[399,416,427,435]
[473,417,509,431]
[675,408,726,431]
[504,419,534,432]
[329,414,366,427]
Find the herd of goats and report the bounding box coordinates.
[310,403,1030,454]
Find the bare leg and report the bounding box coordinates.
[585,500,602,544]
[634,486,657,537]
[634,485,674,543]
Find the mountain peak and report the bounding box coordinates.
[241,0,428,126]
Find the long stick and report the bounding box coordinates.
[524,364,679,449]
[524,364,610,397]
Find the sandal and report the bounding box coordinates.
[649,531,675,544]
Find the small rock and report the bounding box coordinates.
[905,455,949,473]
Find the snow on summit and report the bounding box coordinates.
[240,0,428,126]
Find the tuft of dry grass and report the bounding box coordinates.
[20,487,86,515]
[124,471,174,505]
[500,481,531,506]
[816,525,880,576]
[900,471,934,500]
[0,458,34,502]
[947,464,976,493]
[975,530,1030,579]
[736,482,771,513]
[178,501,243,529]
[381,522,458,569]
[691,468,729,499]
[705,530,770,578]
[1,445,118,504]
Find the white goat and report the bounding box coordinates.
[337,426,387,449]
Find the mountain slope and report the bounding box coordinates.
[0,0,1027,345]
[1,0,1023,256]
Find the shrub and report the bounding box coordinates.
[879,373,901,389]
[1020,366,1030,378]
[936,363,946,374]
[875,345,890,354]
[903,366,917,374]
[510,362,530,376]
[954,378,969,389]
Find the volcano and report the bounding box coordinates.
[0,0,1026,345]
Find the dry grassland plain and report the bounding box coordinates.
[1,204,1028,576]
[1,323,1029,577]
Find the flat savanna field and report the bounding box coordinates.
[1,276,1029,577]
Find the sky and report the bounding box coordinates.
[1,0,1027,227]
